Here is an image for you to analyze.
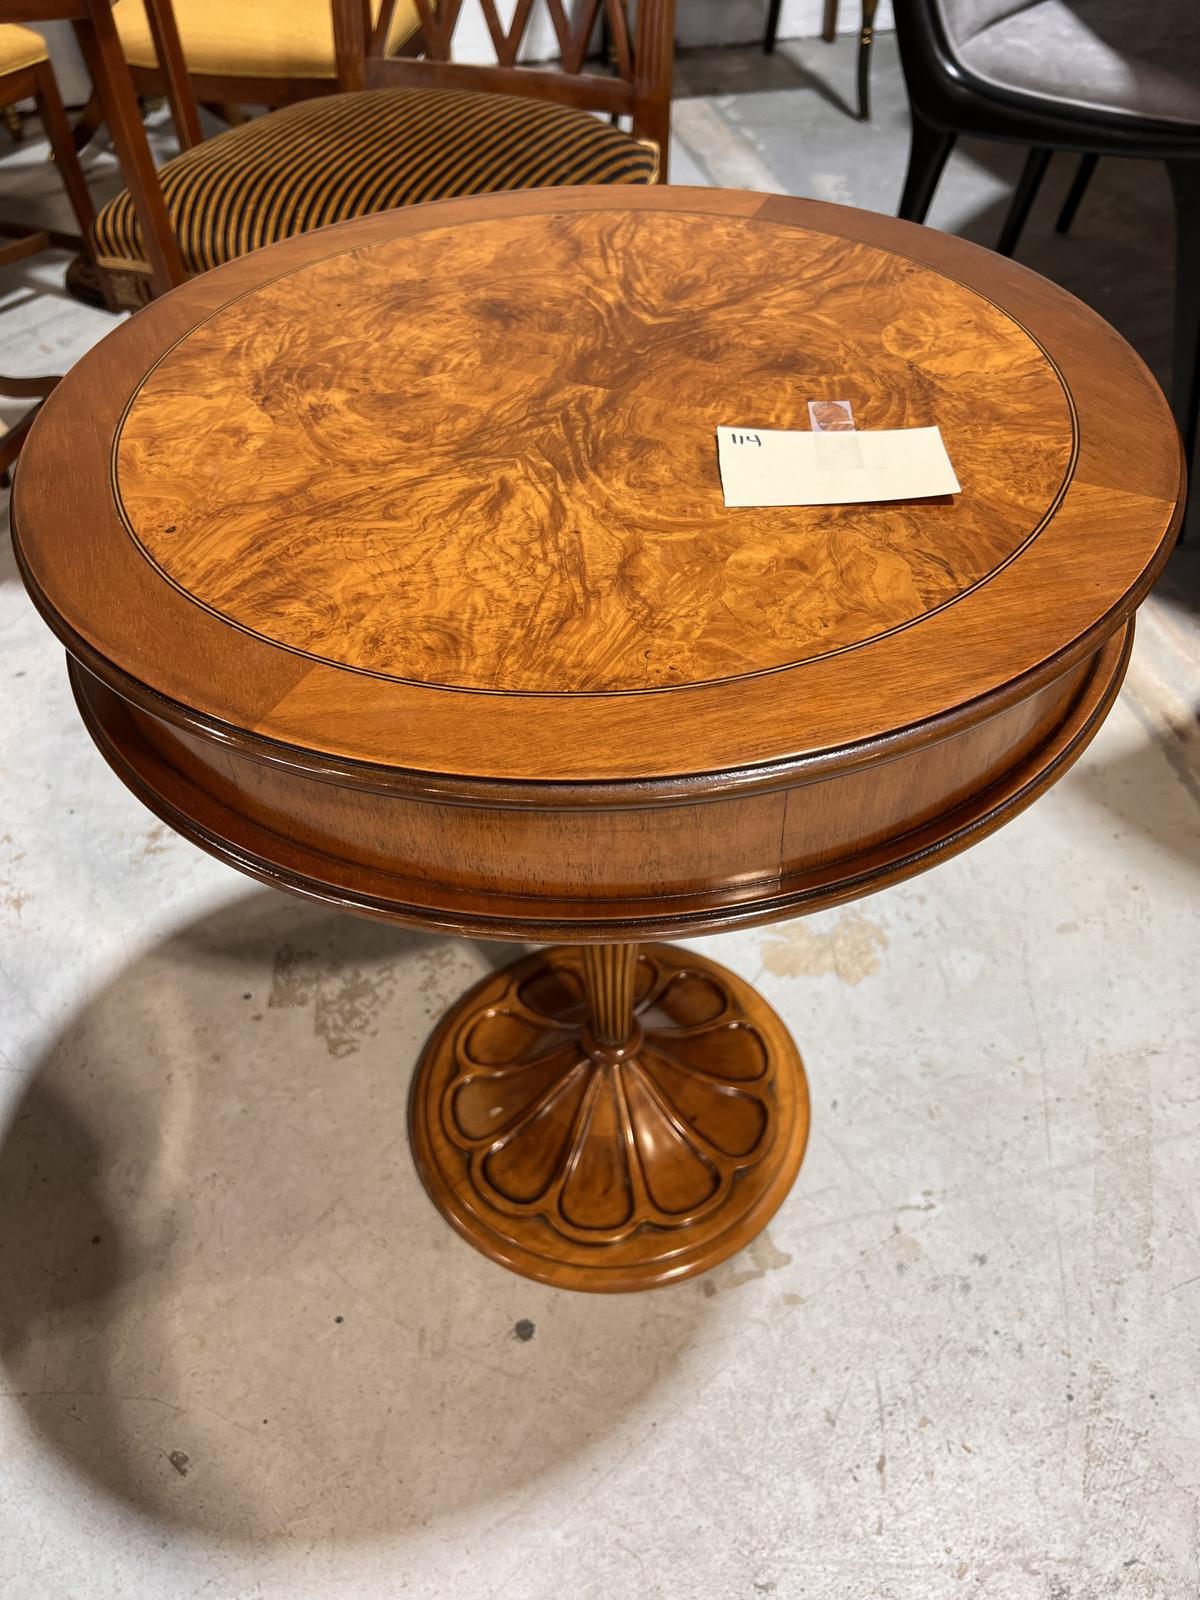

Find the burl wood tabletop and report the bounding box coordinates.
[14,187,1180,788]
[113,207,1071,696]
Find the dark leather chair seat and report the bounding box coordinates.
[954,0,1200,128]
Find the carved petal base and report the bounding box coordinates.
[408,943,810,1292]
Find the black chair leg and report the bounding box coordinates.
[1056,153,1099,235]
[997,147,1052,258]
[764,0,784,53]
[898,112,956,223]
[856,0,879,122]
[1168,161,1200,538]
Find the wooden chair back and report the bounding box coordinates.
[334,0,676,158]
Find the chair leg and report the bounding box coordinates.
[71,90,104,153]
[856,0,879,121]
[1167,161,1200,537]
[72,6,188,296]
[33,62,97,242]
[0,396,51,486]
[996,146,1052,258]
[822,0,839,43]
[898,112,956,223]
[1056,153,1099,235]
[764,0,784,53]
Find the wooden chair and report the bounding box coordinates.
[0,22,98,478]
[114,0,426,112]
[70,0,675,309]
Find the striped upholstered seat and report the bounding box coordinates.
[92,87,659,279]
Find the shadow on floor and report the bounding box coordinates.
[0,888,707,1546]
[675,41,856,119]
[1154,544,1200,622]
[1072,717,1200,876]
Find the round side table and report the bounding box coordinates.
[12,187,1183,1292]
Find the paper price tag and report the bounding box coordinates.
[716,424,960,509]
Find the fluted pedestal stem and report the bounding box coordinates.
[579,942,639,1047]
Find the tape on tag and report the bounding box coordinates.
[809,398,864,470]
[807,399,856,433]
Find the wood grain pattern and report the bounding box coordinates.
[112,209,1073,695]
[65,623,1129,940]
[407,941,810,1291]
[14,189,1181,786]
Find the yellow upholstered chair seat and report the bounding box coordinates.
[0,24,50,75]
[115,0,421,82]
[92,87,659,277]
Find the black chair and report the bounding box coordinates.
[893,0,1200,516]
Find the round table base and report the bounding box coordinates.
[409,943,810,1292]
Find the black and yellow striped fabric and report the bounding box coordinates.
[92,88,659,275]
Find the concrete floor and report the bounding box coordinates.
[2,36,1200,1600]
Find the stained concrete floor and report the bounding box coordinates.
[2,34,1200,1600]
